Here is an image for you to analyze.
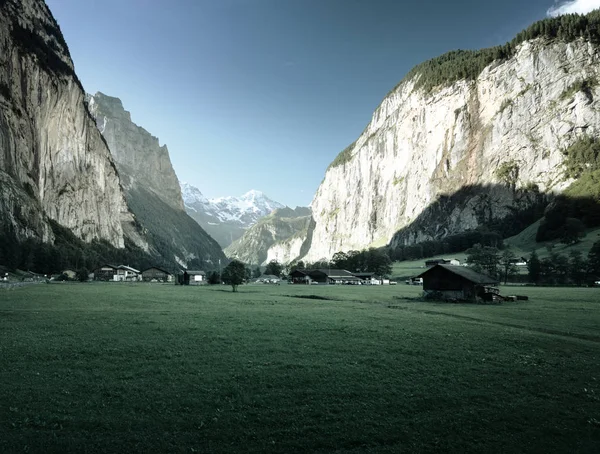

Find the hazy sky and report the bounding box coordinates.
[45,0,599,207]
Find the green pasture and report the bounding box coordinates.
[1,283,599,453]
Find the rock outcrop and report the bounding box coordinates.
[225,207,311,266]
[303,37,600,262]
[0,0,137,247]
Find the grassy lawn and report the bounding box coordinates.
[1,283,599,453]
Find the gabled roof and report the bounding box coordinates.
[417,264,498,285]
[118,265,140,273]
[97,264,119,270]
[186,270,206,275]
[142,266,173,275]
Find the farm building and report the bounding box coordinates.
[94,264,119,281]
[417,264,499,301]
[141,267,174,283]
[290,269,312,284]
[425,258,461,267]
[182,270,206,285]
[309,269,362,285]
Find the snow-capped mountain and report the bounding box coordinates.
[181,182,285,248]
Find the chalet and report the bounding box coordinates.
[182,270,206,285]
[94,264,119,281]
[115,265,141,282]
[425,258,461,267]
[417,264,499,301]
[141,267,174,283]
[353,272,377,283]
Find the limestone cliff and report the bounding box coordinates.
[0,0,137,247]
[87,92,226,267]
[225,207,311,266]
[304,37,600,262]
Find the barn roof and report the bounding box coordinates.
[417,264,498,285]
[185,270,206,275]
[312,269,356,278]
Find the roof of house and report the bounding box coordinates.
[185,270,206,275]
[311,269,357,278]
[96,264,119,270]
[353,272,375,278]
[417,264,499,285]
[118,265,140,273]
[142,266,173,275]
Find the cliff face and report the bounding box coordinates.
[225,207,311,266]
[304,38,600,261]
[88,92,184,211]
[87,92,226,267]
[0,0,136,247]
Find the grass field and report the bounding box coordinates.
[1,283,599,453]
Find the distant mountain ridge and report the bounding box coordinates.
[181,182,285,248]
[224,206,312,266]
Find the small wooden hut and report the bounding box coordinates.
[417,264,499,301]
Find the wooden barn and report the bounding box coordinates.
[417,264,499,301]
[181,270,206,285]
[141,267,174,283]
[289,269,312,284]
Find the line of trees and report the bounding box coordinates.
[465,241,600,286]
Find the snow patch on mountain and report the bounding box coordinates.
[181,183,283,226]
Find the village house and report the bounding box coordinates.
[417,264,499,301]
[115,265,141,282]
[141,267,174,283]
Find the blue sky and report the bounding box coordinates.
[46,0,597,207]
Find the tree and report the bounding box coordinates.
[466,243,500,277]
[363,248,393,276]
[331,251,348,269]
[76,268,89,282]
[264,260,283,277]
[222,260,246,292]
[207,271,220,285]
[251,267,262,279]
[588,240,600,281]
[528,250,541,284]
[561,218,586,245]
[569,250,587,286]
[500,248,517,284]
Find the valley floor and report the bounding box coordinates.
[1,283,599,453]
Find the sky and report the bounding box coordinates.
[45,0,600,207]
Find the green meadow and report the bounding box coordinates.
[1,283,599,453]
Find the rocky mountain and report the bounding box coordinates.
[87,93,226,268]
[181,182,285,248]
[224,207,312,266]
[301,12,600,262]
[0,0,143,249]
